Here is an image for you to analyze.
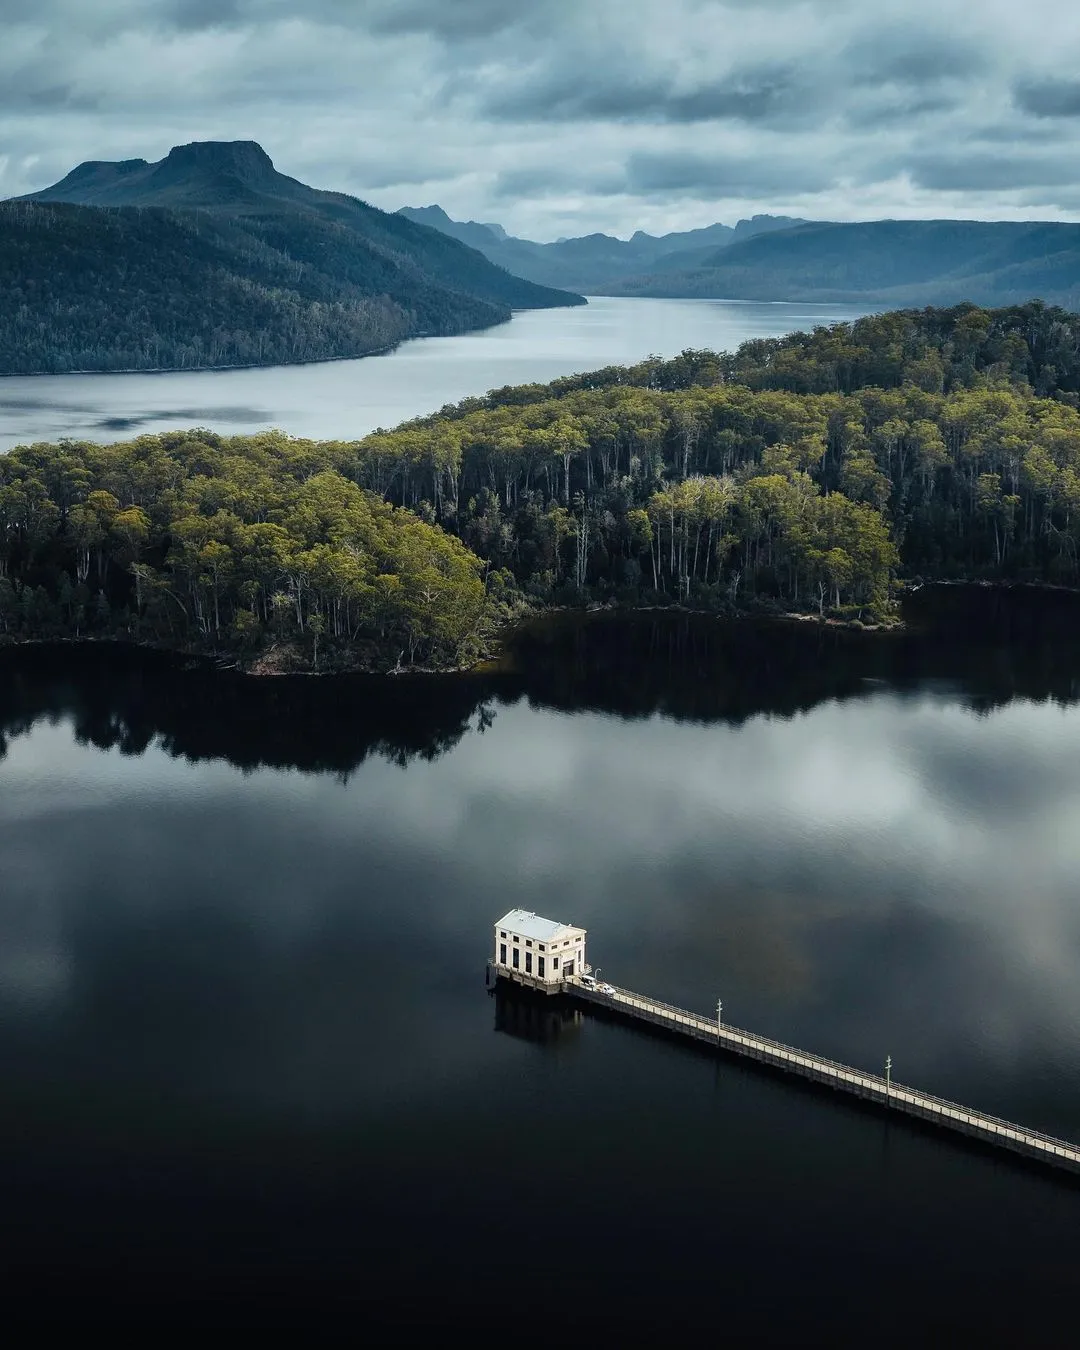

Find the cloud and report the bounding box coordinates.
[626,149,835,197]
[480,62,820,128]
[2,0,1080,239]
[6,687,1080,1108]
[1015,78,1080,118]
[365,0,571,41]
[909,151,1080,192]
[845,29,990,87]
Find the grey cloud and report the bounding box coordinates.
[491,163,628,200]
[166,0,245,29]
[1015,78,1080,118]
[366,0,571,41]
[152,0,570,42]
[848,93,958,130]
[965,121,1066,144]
[909,151,1080,192]
[626,149,834,197]
[478,71,672,123]
[339,156,470,192]
[846,30,989,86]
[3,1,1080,236]
[1018,185,1080,212]
[493,151,834,204]
[0,84,102,113]
[479,61,821,127]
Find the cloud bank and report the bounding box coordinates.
[3,0,1080,238]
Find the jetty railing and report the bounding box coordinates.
[565,979,1080,1173]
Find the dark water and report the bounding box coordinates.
[0,297,865,451]
[2,591,1080,1335]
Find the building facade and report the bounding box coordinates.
[492,909,587,987]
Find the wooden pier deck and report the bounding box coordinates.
[493,967,1080,1176]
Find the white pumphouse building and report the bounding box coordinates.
[493,909,587,988]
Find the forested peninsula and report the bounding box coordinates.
[4,300,1080,673]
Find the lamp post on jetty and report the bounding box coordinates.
[487,915,1080,1176]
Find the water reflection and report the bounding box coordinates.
[5,586,1080,776]
[492,986,584,1045]
[2,590,1080,1332]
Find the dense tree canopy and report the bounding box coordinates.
[0,194,579,374]
[6,301,1080,667]
[0,431,494,669]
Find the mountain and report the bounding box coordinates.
[19,141,575,312]
[399,203,1080,308]
[731,214,809,242]
[606,219,1080,307]
[395,204,507,252]
[396,205,809,292]
[0,141,582,375]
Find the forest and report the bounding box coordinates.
[0,197,577,373]
[3,140,580,375]
[0,202,499,373]
[4,300,1080,670]
[0,432,496,670]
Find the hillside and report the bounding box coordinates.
[396,204,807,292]
[1,141,582,374]
[607,219,1080,307]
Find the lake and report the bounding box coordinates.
[2,598,1079,1334]
[0,297,865,452]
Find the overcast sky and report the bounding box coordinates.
[4,0,1080,240]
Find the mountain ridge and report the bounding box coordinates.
[1,141,583,375]
[396,204,809,292]
[18,140,582,312]
[605,218,1080,307]
[396,201,1080,307]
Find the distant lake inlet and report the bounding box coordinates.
[0,297,867,451]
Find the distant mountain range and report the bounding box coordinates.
[397,204,808,293]
[0,141,582,375]
[399,204,1080,309]
[607,219,1080,308]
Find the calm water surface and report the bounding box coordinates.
[0,297,865,451]
[1,604,1079,1334]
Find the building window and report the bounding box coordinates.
[526,940,533,948]
[512,948,519,969]
[525,952,533,974]
[500,943,507,964]
[553,957,560,970]
[539,944,546,952]
[538,957,546,977]
[513,935,520,944]
[500,931,506,938]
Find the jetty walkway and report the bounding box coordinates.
[495,966,1080,1176]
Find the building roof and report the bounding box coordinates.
[495,909,583,941]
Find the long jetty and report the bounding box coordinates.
[494,967,1080,1176]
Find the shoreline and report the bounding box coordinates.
[0,606,870,678]
[0,335,436,381]
[0,297,583,380]
[7,580,1080,678]
[0,342,404,379]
